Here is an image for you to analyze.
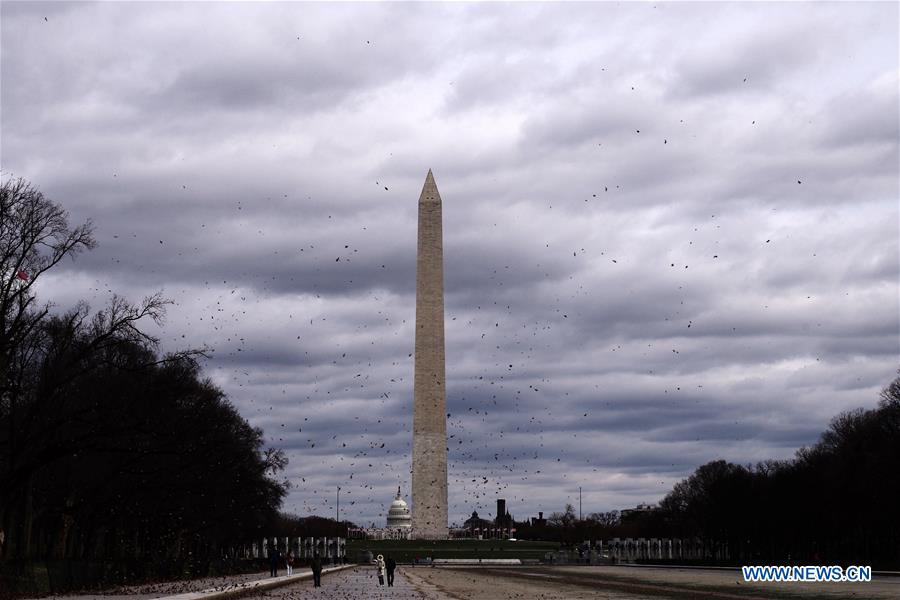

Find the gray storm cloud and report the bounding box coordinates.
[2,1,897,526]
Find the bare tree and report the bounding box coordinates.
[587,510,620,527]
[0,177,95,558]
[0,178,198,559]
[548,503,576,528]
[0,177,96,382]
[0,177,276,573]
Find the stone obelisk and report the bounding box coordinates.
[411,169,448,539]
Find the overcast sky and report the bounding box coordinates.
[2,1,898,528]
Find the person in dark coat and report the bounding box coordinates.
[267,544,280,577]
[310,554,323,587]
[385,556,397,587]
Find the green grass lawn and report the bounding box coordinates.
[346,539,559,563]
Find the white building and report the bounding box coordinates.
[360,487,412,540]
[386,487,412,531]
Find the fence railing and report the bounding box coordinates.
[546,538,731,564]
[239,537,346,561]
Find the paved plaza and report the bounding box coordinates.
[40,565,900,600]
[239,566,447,599]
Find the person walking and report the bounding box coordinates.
[310,554,323,588]
[375,554,386,586]
[385,556,397,587]
[286,550,294,576]
[267,543,280,577]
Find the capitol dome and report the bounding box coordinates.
[386,487,412,529]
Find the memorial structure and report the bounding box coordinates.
[411,170,449,539]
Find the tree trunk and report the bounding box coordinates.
[22,476,34,558]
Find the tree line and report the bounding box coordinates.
[657,375,899,568]
[0,178,290,593]
[516,375,899,568]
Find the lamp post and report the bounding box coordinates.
[336,486,341,524]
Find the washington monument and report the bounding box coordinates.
[411,170,449,539]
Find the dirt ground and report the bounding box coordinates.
[403,565,633,599]
[404,565,900,600]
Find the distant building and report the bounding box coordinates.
[386,487,412,530]
[620,503,657,520]
[354,488,413,540]
[463,510,493,533]
[495,499,513,528]
[530,511,547,527]
[456,502,516,539]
